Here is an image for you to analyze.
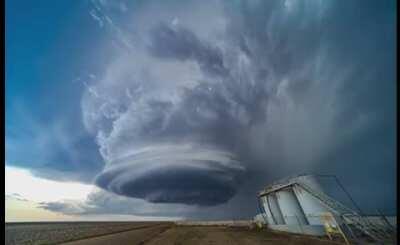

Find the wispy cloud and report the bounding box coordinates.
[5,193,29,202]
[89,0,134,51]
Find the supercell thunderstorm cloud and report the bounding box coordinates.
[82,1,280,206]
[73,0,395,216]
[5,0,395,221]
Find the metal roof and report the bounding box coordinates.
[258,174,311,197]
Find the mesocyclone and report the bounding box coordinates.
[95,144,245,206]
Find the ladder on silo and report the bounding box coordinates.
[295,181,393,243]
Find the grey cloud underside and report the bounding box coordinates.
[78,0,395,213]
[96,164,239,205]
[39,187,256,219]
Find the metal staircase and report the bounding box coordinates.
[295,180,394,243]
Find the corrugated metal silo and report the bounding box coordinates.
[293,176,330,225]
[260,195,276,225]
[258,175,334,235]
[276,187,308,225]
[266,192,285,224]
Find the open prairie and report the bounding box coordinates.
[5,222,169,245]
[5,222,346,245]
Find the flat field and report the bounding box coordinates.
[5,222,346,245]
[5,222,168,245]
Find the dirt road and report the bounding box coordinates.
[62,224,171,245]
[62,225,344,245]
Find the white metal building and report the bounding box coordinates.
[257,174,395,242]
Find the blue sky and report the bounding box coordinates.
[6,0,105,182]
[5,0,397,221]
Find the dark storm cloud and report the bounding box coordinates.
[79,0,396,215]
[39,190,205,217]
[100,166,235,205]
[93,143,246,206]
[39,188,257,220]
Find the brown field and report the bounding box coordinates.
[6,222,347,245]
[5,222,168,245]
